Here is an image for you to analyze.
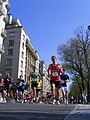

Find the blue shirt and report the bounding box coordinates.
[18,79,25,89]
[60,74,69,87]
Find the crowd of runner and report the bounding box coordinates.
[0,56,73,105]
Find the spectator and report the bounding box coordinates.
[82,90,87,104]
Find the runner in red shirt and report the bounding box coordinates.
[48,56,63,105]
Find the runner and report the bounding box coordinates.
[36,78,42,103]
[60,68,70,105]
[4,72,13,102]
[30,66,40,102]
[0,79,5,103]
[17,75,26,103]
[48,56,63,105]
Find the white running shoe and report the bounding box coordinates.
[20,100,24,104]
[57,100,60,105]
[64,98,66,104]
[52,99,56,105]
[2,100,7,103]
[0,97,3,103]
[66,101,68,105]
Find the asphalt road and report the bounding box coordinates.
[0,103,75,120]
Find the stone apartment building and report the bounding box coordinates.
[0,0,10,76]
[1,14,39,83]
[0,1,50,94]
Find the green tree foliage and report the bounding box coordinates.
[57,26,90,102]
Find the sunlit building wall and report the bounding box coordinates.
[1,14,39,82]
[0,0,10,75]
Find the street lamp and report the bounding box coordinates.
[88,25,90,30]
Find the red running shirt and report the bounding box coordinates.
[48,64,62,81]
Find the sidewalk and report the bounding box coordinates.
[65,104,90,120]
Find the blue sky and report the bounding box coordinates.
[9,0,90,67]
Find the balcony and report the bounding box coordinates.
[0,4,5,15]
[0,0,3,4]
[1,29,7,38]
[3,15,8,23]
[5,2,10,11]
[0,44,5,54]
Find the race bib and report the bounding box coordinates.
[32,78,37,82]
[61,80,65,84]
[52,71,58,77]
[19,82,22,86]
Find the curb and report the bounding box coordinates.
[64,104,90,120]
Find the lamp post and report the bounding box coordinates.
[88,25,90,30]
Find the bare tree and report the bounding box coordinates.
[57,26,90,102]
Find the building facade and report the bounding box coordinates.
[1,14,39,83]
[39,61,50,95]
[0,0,10,75]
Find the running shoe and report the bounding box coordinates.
[52,99,56,105]
[57,100,60,105]
[66,101,68,105]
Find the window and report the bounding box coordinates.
[20,70,23,76]
[6,58,12,66]
[21,61,23,68]
[8,40,14,46]
[28,60,29,68]
[9,32,15,37]
[23,34,25,41]
[21,51,24,58]
[22,42,24,49]
[7,49,13,56]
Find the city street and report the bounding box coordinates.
[0,103,75,120]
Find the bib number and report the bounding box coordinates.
[32,78,37,82]
[61,80,65,84]
[52,72,58,77]
[19,83,22,86]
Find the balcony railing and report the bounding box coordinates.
[3,15,8,23]
[0,4,5,15]
[0,44,5,54]
[0,0,8,3]
[5,1,10,11]
[2,0,6,2]
[1,29,7,38]
[0,0,3,3]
